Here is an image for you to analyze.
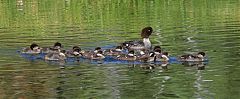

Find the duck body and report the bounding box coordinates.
[104,46,123,56]
[44,51,66,61]
[117,54,137,61]
[136,51,154,62]
[44,48,66,61]
[122,40,145,50]
[116,50,137,61]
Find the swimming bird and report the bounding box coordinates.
[65,46,83,58]
[179,52,206,62]
[121,27,153,50]
[44,49,66,61]
[21,43,42,54]
[82,47,105,60]
[117,50,137,61]
[158,52,170,62]
[41,42,63,53]
[104,46,123,56]
[136,51,155,62]
[91,50,105,60]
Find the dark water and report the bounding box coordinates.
[0,0,240,99]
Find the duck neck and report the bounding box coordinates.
[143,38,151,49]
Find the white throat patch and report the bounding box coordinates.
[143,38,151,49]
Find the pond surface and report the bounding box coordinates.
[1,0,240,99]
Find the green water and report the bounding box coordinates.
[0,0,240,99]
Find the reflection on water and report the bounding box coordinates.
[1,0,240,98]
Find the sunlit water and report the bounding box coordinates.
[0,0,240,99]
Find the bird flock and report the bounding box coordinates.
[19,27,207,66]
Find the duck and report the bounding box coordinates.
[65,46,83,58]
[82,47,101,57]
[82,47,105,60]
[93,47,102,53]
[121,27,153,50]
[159,52,170,62]
[179,52,206,62]
[153,47,162,56]
[117,50,137,61]
[104,46,123,56]
[137,51,155,62]
[41,42,63,53]
[21,43,42,54]
[91,50,105,60]
[44,49,66,61]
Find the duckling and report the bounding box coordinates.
[117,50,137,61]
[148,51,157,62]
[93,47,102,53]
[82,47,101,57]
[179,52,206,62]
[21,43,42,54]
[154,47,162,55]
[65,46,83,58]
[41,42,63,53]
[82,47,105,60]
[160,52,170,62]
[91,50,105,60]
[44,49,66,61]
[134,49,149,62]
[104,46,123,56]
[152,48,169,62]
[151,47,162,60]
[121,27,153,50]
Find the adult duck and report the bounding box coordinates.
[121,27,153,50]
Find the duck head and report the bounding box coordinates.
[30,43,39,50]
[149,51,155,57]
[153,46,161,50]
[197,52,205,58]
[154,48,162,55]
[161,52,169,61]
[141,27,153,49]
[141,27,153,38]
[30,43,41,52]
[115,46,123,52]
[96,50,105,58]
[54,42,62,49]
[127,50,135,57]
[141,51,155,62]
[72,46,82,56]
[94,47,102,53]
